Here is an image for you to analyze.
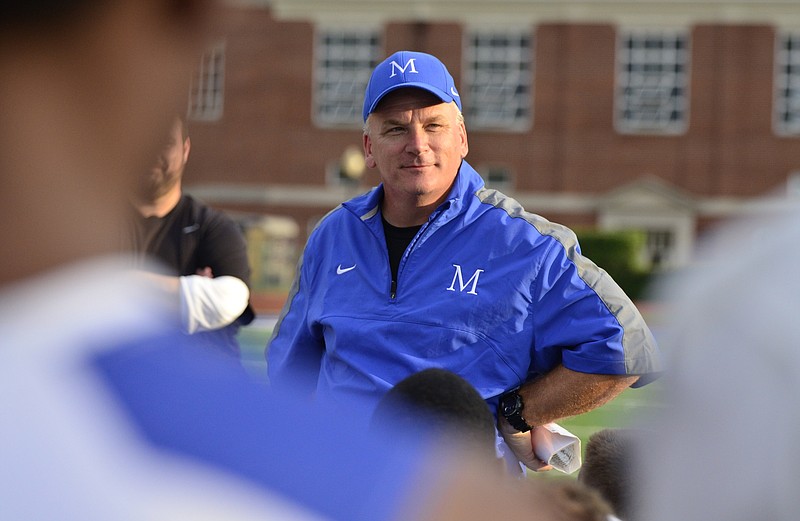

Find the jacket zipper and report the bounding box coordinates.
[390,212,440,301]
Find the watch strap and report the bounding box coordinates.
[499,390,532,433]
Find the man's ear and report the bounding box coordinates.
[183,136,191,163]
[459,118,469,160]
[363,131,376,169]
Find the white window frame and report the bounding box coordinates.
[615,29,690,135]
[188,41,225,122]
[774,31,800,136]
[464,28,533,132]
[313,27,381,128]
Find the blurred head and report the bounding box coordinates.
[0,0,217,283]
[1,0,214,182]
[536,480,616,521]
[372,368,496,460]
[141,117,191,202]
[579,428,639,520]
[0,1,104,30]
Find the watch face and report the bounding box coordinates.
[500,391,530,432]
[501,393,520,416]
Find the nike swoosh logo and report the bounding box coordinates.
[182,223,200,234]
[336,264,356,275]
[450,86,460,98]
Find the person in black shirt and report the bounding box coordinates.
[128,116,254,355]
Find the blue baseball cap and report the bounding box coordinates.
[362,50,462,121]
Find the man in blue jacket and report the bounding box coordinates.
[267,50,662,470]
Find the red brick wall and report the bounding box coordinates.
[187,6,800,235]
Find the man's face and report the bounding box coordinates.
[141,119,189,201]
[364,89,468,210]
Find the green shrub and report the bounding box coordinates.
[575,229,652,300]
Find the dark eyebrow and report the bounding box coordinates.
[379,117,409,128]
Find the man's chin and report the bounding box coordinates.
[136,184,163,204]
[139,175,178,201]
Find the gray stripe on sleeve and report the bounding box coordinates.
[476,187,661,376]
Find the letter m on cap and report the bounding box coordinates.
[389,58,418,78]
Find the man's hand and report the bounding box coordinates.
[497,416,552,472]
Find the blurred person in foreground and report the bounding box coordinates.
[541,480,617,521]
[372,368,500,463]
[127,115,254,356]
[267,50,663,473]
[636,201,800,520]
[372,364,618,521]
[578,428,640,520]
[0,3,558,520]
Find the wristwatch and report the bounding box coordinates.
[499,389,533,433]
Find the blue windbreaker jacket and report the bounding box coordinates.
[267,161,662,414]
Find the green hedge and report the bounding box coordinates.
[575,229,652,301]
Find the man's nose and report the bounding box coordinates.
[405,126,430,154]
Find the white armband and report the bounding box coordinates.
[179,275,250,333]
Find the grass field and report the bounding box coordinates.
[237,317,666,475]
[237,320,274,382]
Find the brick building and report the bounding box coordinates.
[182,0,800,304]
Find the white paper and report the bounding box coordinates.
[532,423,582,474]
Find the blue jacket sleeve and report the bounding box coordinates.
[530,235,661,383]
[266,248,324,394]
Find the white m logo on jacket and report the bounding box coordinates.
[446,264,484,295]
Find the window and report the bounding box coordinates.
[645,229,675,270]
[465,29,533,131]
[188,42,225,121]
[615,29,689,134]
[775,33,800,135]
[598,178,695,271]
[314,28,381,127]
[478,165,514,191]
